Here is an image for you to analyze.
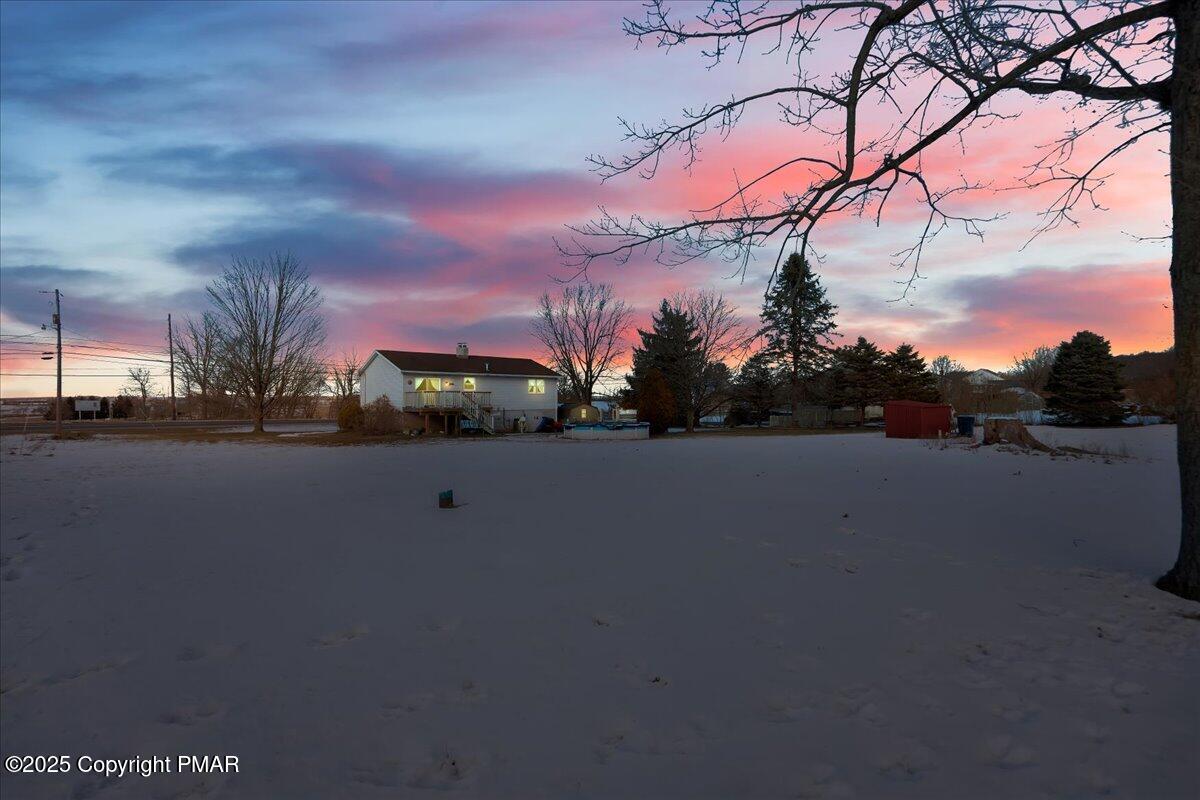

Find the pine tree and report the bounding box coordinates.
[1045,330,1126,425]
[636,368,676,435]
[734,352,779,424]
[631,299,701,427]
[759,253,838,423]
[885,343,939,402]
[829,336,889,421]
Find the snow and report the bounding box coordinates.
[1,427,1196,799]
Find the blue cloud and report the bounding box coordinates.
[172,212,473,281]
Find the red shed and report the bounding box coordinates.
[884,400,953,438]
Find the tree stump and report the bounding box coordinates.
[982,419,1055,452]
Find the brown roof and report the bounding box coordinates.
[374,349,558,378]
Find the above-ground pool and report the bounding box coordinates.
[563,421,650,440]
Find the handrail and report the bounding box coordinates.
[403,391,492,409]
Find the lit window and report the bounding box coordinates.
[528,379,545,395]
[415,377,441,392]
[463,377,476,392]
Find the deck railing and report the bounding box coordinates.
[403,391,492,410]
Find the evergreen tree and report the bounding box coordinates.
[636,368,676,436]
[1045,330,1126,425]
[759,253,838,423]
[733,352,779,424]
[631,299,702,426]
[829,336,889,421]
[885,343,939,402]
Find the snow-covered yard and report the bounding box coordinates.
[1,428,1196,799]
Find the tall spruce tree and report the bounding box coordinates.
[759,253,838,424]
[885,343,939,402]
[830,337,889,422]
[1045,330,1126,426]
[631,300,702,427]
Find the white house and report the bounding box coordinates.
[963,368,1006,385]
[358,343,559,433]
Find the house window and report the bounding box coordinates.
[528,379,545,395]
[463,377,476,392]
[414,377,442,392]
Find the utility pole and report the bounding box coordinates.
[55,289,62,437]
[168,313,177,420]
[40,289,63,437]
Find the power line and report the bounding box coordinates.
[1,372,169,377]
[0,350,171,362]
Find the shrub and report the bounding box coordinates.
[362,395,401,434]
[112,395,134,419]
[337,396,365,431]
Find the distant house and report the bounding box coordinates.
[945,367,1046,414]
[359,343,559,433]
[960,368,1006,385]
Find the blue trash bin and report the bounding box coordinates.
[956,415,976,437]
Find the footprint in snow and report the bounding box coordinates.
[406,745,481,790]
[596,715,708,758]
[176,642,245,662]
[790,762,855,799]
[613,659,668,689]
[982,734,1037,769]
[158,701,226,726]
[42,655,136,688]
[449,678,488,705]
[419,616,461,634]
[899,608,934,625]
[349,759,402,788]
[313,624,370,649]
[989,691,1041,723]
[876,740,939,781]
[381,691,436,718]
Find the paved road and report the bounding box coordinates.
[0,418,334,434]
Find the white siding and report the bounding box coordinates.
[359,355,406,406]
[359,352,558,420]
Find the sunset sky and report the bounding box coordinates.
[0,1,1174,397]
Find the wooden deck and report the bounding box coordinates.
[402,391,492,412]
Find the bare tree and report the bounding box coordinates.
[207,252,327,433]
[173,312,223,420]
[330,349,362,402]
[124,367,155,419]
[1010,345,1060,394]
[565,1,1196,601]
[930,355,965,379]
[677,288,751,431]
[930,354,966,402]
[531,283,633,404]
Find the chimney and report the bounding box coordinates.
[456,342,469,359]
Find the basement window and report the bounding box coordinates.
[527,379,545,395]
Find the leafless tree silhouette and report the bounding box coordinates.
[563,0,1196,599]
[173,312,223,420]
[1010,344,1060,393]
[330,349,362,402]
[532,283,633,404]
[124,367,156,419]
[207,252,327,433]
[677,288,752,430]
